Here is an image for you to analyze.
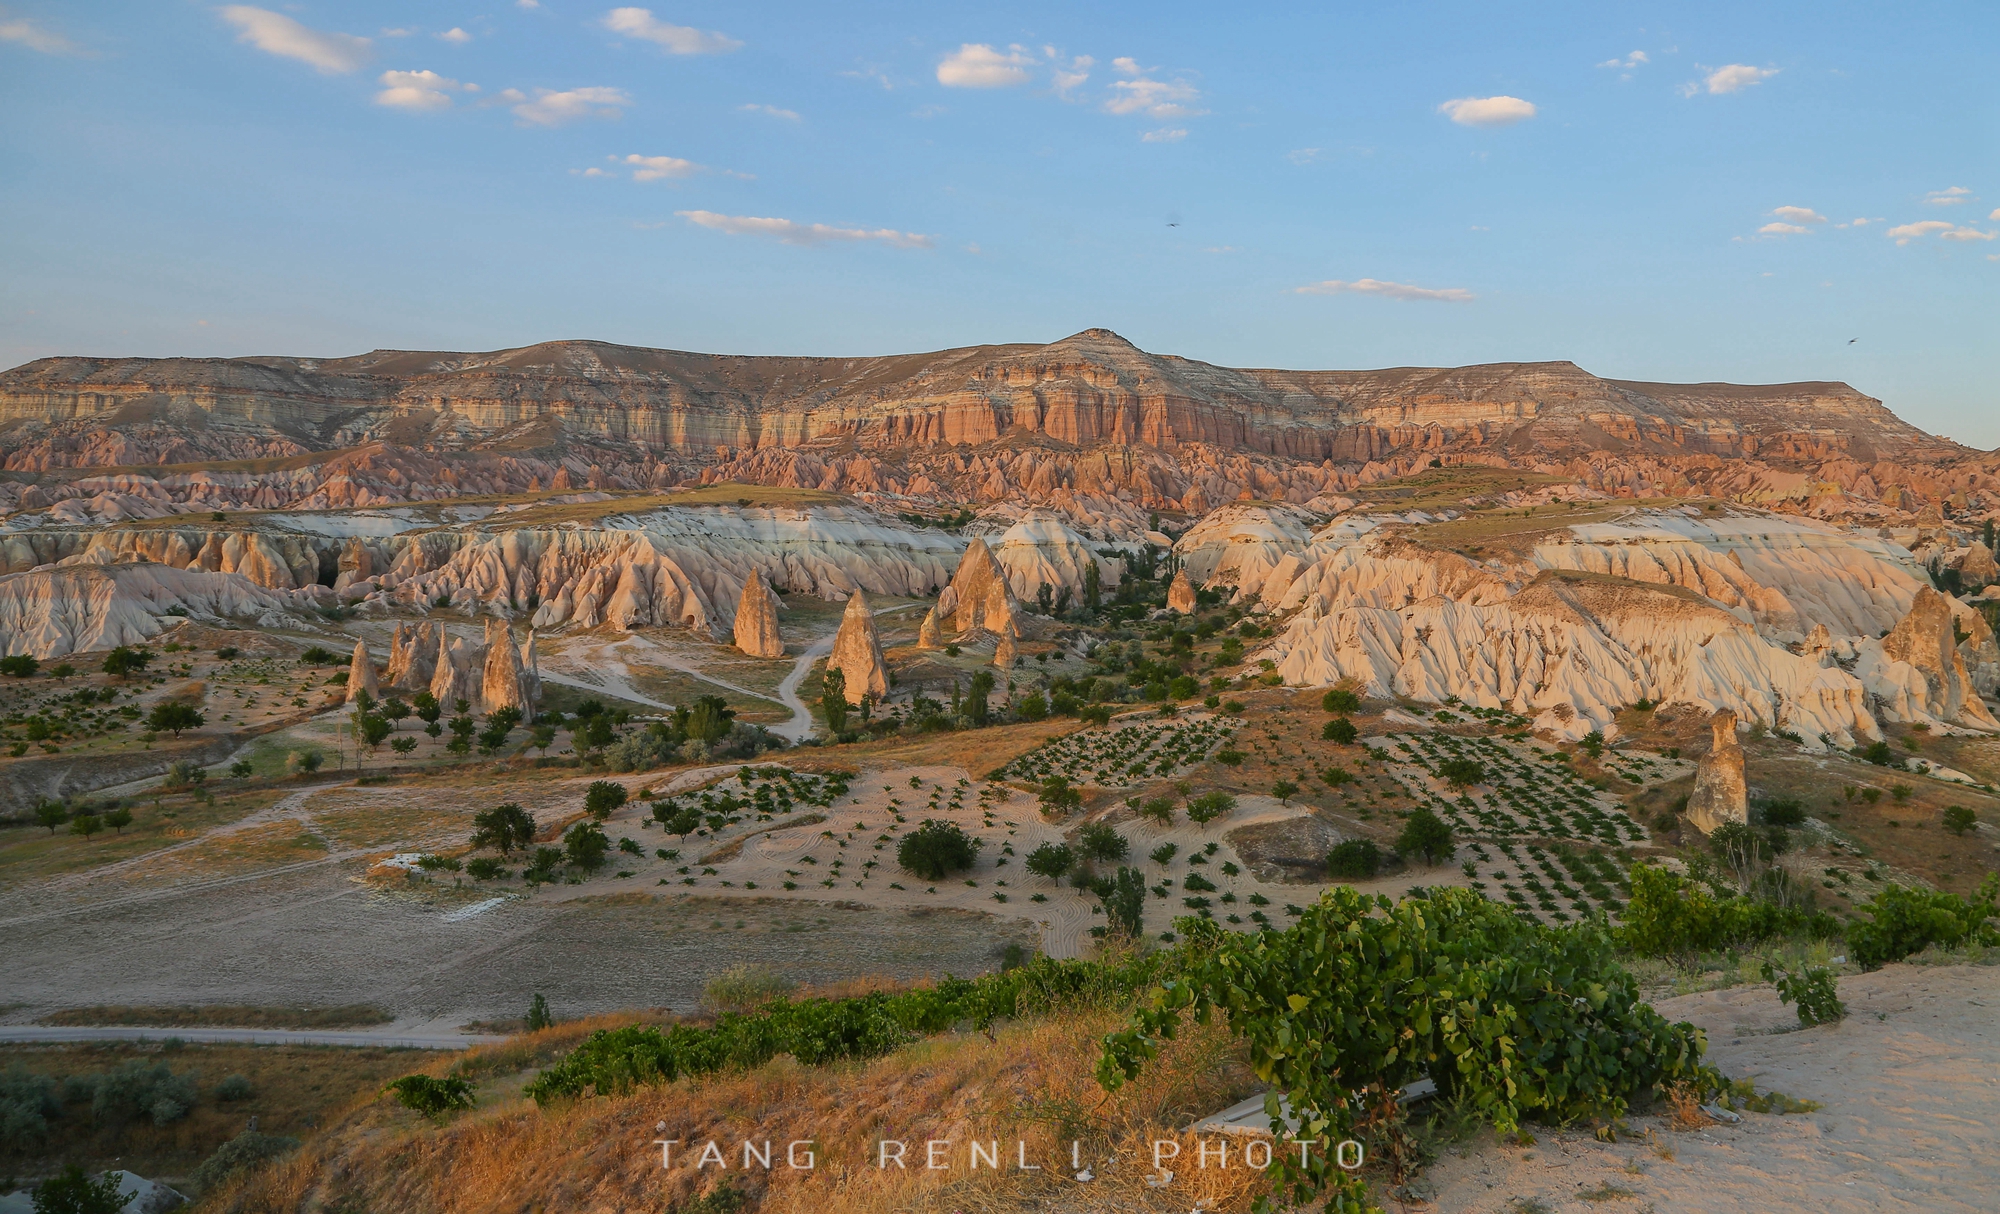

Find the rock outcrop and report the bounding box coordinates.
[383,620,442,691]
[917,606,942,649]
[480,619,535,720]
[1863,587,1999,729]
[346,640,379,704]
[429,630,484,713]
[994,632,1018,669]
[732,573,784,658]
[0,562,290,660]
[1167,569,1197,613]
[828,590,887,704]
[943,538,1015,635]
[1686,711,1749,835]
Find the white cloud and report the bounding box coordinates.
[1287,148,1322,165]
[1050,53,1092,96]
[621,153,698,181]
[517,0,540,7]
[1437,95,1537,127]
[1294,278,1474,302]
[0,14,76,54]
[1104,61,1203,118]
[439,27,471,44]
[1598,50,1648,68]
[676,210,934,249]
[1690,63,1778,95]
[1770,206,1826,224]
[1925,186,1971,205]
[511,86,632,126]
[937,43,1033,87]
[220,6,371,74]
[1991,208,2000,220]
[1758,222,1810,236]
[375,69,467,110]
[1887,219,1954,245]
[602,7,740,54]
[739,102,799,120]
[1141,127,1186,143]
[1939,226,1996,242]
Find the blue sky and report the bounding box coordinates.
[3,2,1995,446]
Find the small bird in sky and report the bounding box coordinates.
[1848,338,1858,344]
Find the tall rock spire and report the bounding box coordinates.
[828,588,888,704]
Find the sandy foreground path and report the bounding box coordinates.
[1421,962,2000,1213]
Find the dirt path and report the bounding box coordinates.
[0,1026,500,1049]
[772,635,835,742]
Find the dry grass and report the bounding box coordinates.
[1351,466,1569,511]
[0,787,291,884]
[0,1039,433,1185]
[37,1004,391,1029]
[806,717,1088,778]
[212,1005,1271,1214]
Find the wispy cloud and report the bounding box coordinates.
[0,12,78,54]
[220,6,371,74]
[937,43,1034,87]
[1757,222,1810,237]
[676,210,934,249]
[1770,206,1826,224]
[375,69,471,110]
[1102,58,1203,119]
[1683,63,1777,97]
[1925,186,1971,205]
[438,27,472,44]
[739,102,799,120]
[1939,227,1996,242]
[1049,51,1092,96]
[505,86,632,126]
[1294,278,1474,302]
[1598,50,1649,69]
[1886,219,1967,245]
[602,7,740,54]
[1437,95,1536,127]
[1141,127,1186,143]
[620,153,698,180]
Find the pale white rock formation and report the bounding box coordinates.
[828,589,887,704]
[0,562,290,659]
[429,629,485,712]
[1167,569,1197,613]
[1686,711,1749,835]
[346,640,380,703]
[333,537,374,595]
[984,509,1119,609]
[1266,569,1880,746]
[519,628,542,709]
[944,537,1011,634]
[1173,504,1317,601]
[733,573,785,658]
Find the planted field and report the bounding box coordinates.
[995,717,1235,788]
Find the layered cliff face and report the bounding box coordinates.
[3,330,1991,528]
[0,563,292,658]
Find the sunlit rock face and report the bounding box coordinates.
[733,573,784,659]
[1686,711,1749,836]
[0,563,289,660]
[829,589,887,704]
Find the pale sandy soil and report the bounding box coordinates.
[1419,962,2000,1213]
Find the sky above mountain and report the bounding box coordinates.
[2,1,1994,446]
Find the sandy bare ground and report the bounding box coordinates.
[1419,962,2000,1213]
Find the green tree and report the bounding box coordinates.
[1944,806,1978,835]
[1321,687,1360,713]
[896,819,982,880]
[381,697,410,730]
[1024,841,1076,881]
[145,701,204,737]
[1272,779,1299,805]
[966,670,995,726]
[1322,717,1358,744]
[584,780,628,821]
[1084,560,1102,613]
[681,695,732,744]
[412,690,441,726]
[1437,758,1486,787]
[563,821,610,870]
[530,724,557,754]
[30,1164,130,1214]
[34,800,67,835]
[229,758,254,778]
[526,993,554,1032]
[662,804,702,839]
[391,735,418,756]
[1136,796,1176,827]
[1396,806,1455,865]
[1185,791,1236,824]
[820,668,849,735]
[471,803,537,855]
[1100,866,1147,936]
[1326,839,1382,879]
[102,646,151,677]
[68,814,103,842]
[1037,774,1082,818]
[1078,821,1129,863]
[1018,691,1049,721]
[0,653,38,677]
[479,705,523,753]
[104,806,133,834]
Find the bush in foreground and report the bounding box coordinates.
[896,819,981,880]
[1846,875,1999,970]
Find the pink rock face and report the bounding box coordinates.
[994,632,1017,670]
[917,606,942,650]
[345,639,379,704]
[1167,569,1197,613]
[1686,710,1748,835]
[480,618,535,721]
[828,589,887,704]
[733,574,784,659]
[946,538,1011,635]
[1880,587,1999,728]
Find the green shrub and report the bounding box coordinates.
[1099,888,1715,1212]
[1326,839,1382,879]
[703,965,798,1012]
[1,1065,58,1151]
[214,1073,255,1101]
[1846,876,2000,970]
[466,857,507,880]
[1321,688,1360,713]
[1099,866,1147,936]
[1025,841,1076,880]
[1760,962,1844,1027]
[1078,821,1129,863]
[189,1130,299,1195]
[30,1165,128,1214]
[1185,791,1235,824]
[1620,865,1837,958]
[563,822,609,870]
[1437,758,1485,787]
[526,994,554,1032]
[583,780,629,822]
[83,1059,197,1128]
[1321,717,1357,744]
[1760,799,1806,827]
[1943,806,1978,835]
[382,1074,475,1123]
[897,819,982,880]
